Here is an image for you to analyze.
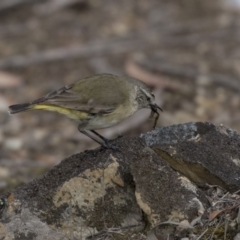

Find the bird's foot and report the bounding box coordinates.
[102,140,121,152]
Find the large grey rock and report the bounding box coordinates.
[142,122,240,191]
[0,136,206,239]
[0,138,146,239]
[0,122,240,239]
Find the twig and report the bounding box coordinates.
[133,59,240,94]
[152,220,193,228]
[224,218,229,240]
[210,217,223,239]
[190,216,202,227]
[196,228,208,240]
[233,189,240,195]
[86,224,144,239]
[35,0,86,15]
[2,27,240,69]
[0,22,35,36]
[237,206,240,224]
[0,38,154,69]
[0,0,40,12]
[213,192,229,206]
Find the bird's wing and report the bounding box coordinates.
[32,82,117,115]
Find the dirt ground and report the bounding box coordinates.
[1,0,240,194]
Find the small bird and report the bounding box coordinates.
[9,73,162,149]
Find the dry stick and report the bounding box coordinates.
[224,218,229,240]
[0,23,33,36]
[0,15,238,38]
[210,218,222,239]
[1,22,240,69]
[196,228,208,240]
[237,206,240,224]
[86,224,144,239]
[0,0,40,12]
[2,25,240,69]
[135,60,240,94]
[0,38,153,69]
[35,0,86,15]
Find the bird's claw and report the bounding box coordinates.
[102,141,121,152]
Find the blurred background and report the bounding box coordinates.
[1,0,240,194]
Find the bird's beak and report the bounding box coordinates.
[149,103,163,113]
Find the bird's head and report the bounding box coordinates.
[138,86,163,128]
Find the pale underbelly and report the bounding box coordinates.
[85,117,121,130]
[81,108,137,130]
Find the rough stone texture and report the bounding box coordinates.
[1,122,240,239]
[0,136,206,239]
[142,122,240,191]
[130,147,204,227]
[0,138,147,239]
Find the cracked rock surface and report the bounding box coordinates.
[0,122,240,239]
[142,122,240,191]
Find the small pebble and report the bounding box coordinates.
[0,182,7,189]
[0,167,10,178]
[5,138,22,151]
[234,233,240,240]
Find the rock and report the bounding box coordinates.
[131,147,205,227]
[234,233,240,240]
[4,137,22,151]
[1,122,240,239]
[0,138,147,239]
[0,136,207,239]
[131,147,206,239]
[142,122,240,191]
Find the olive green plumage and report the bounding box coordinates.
[9,73,162,147]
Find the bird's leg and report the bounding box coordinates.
[79,129,104,146]
[78,126,120,151]
[90,130,120,151]
[90,130,109,142]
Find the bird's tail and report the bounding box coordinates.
[8,103,33,114]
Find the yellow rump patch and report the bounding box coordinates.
[32,104,89,120]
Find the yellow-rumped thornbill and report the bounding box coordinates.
[9,73,162,149]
